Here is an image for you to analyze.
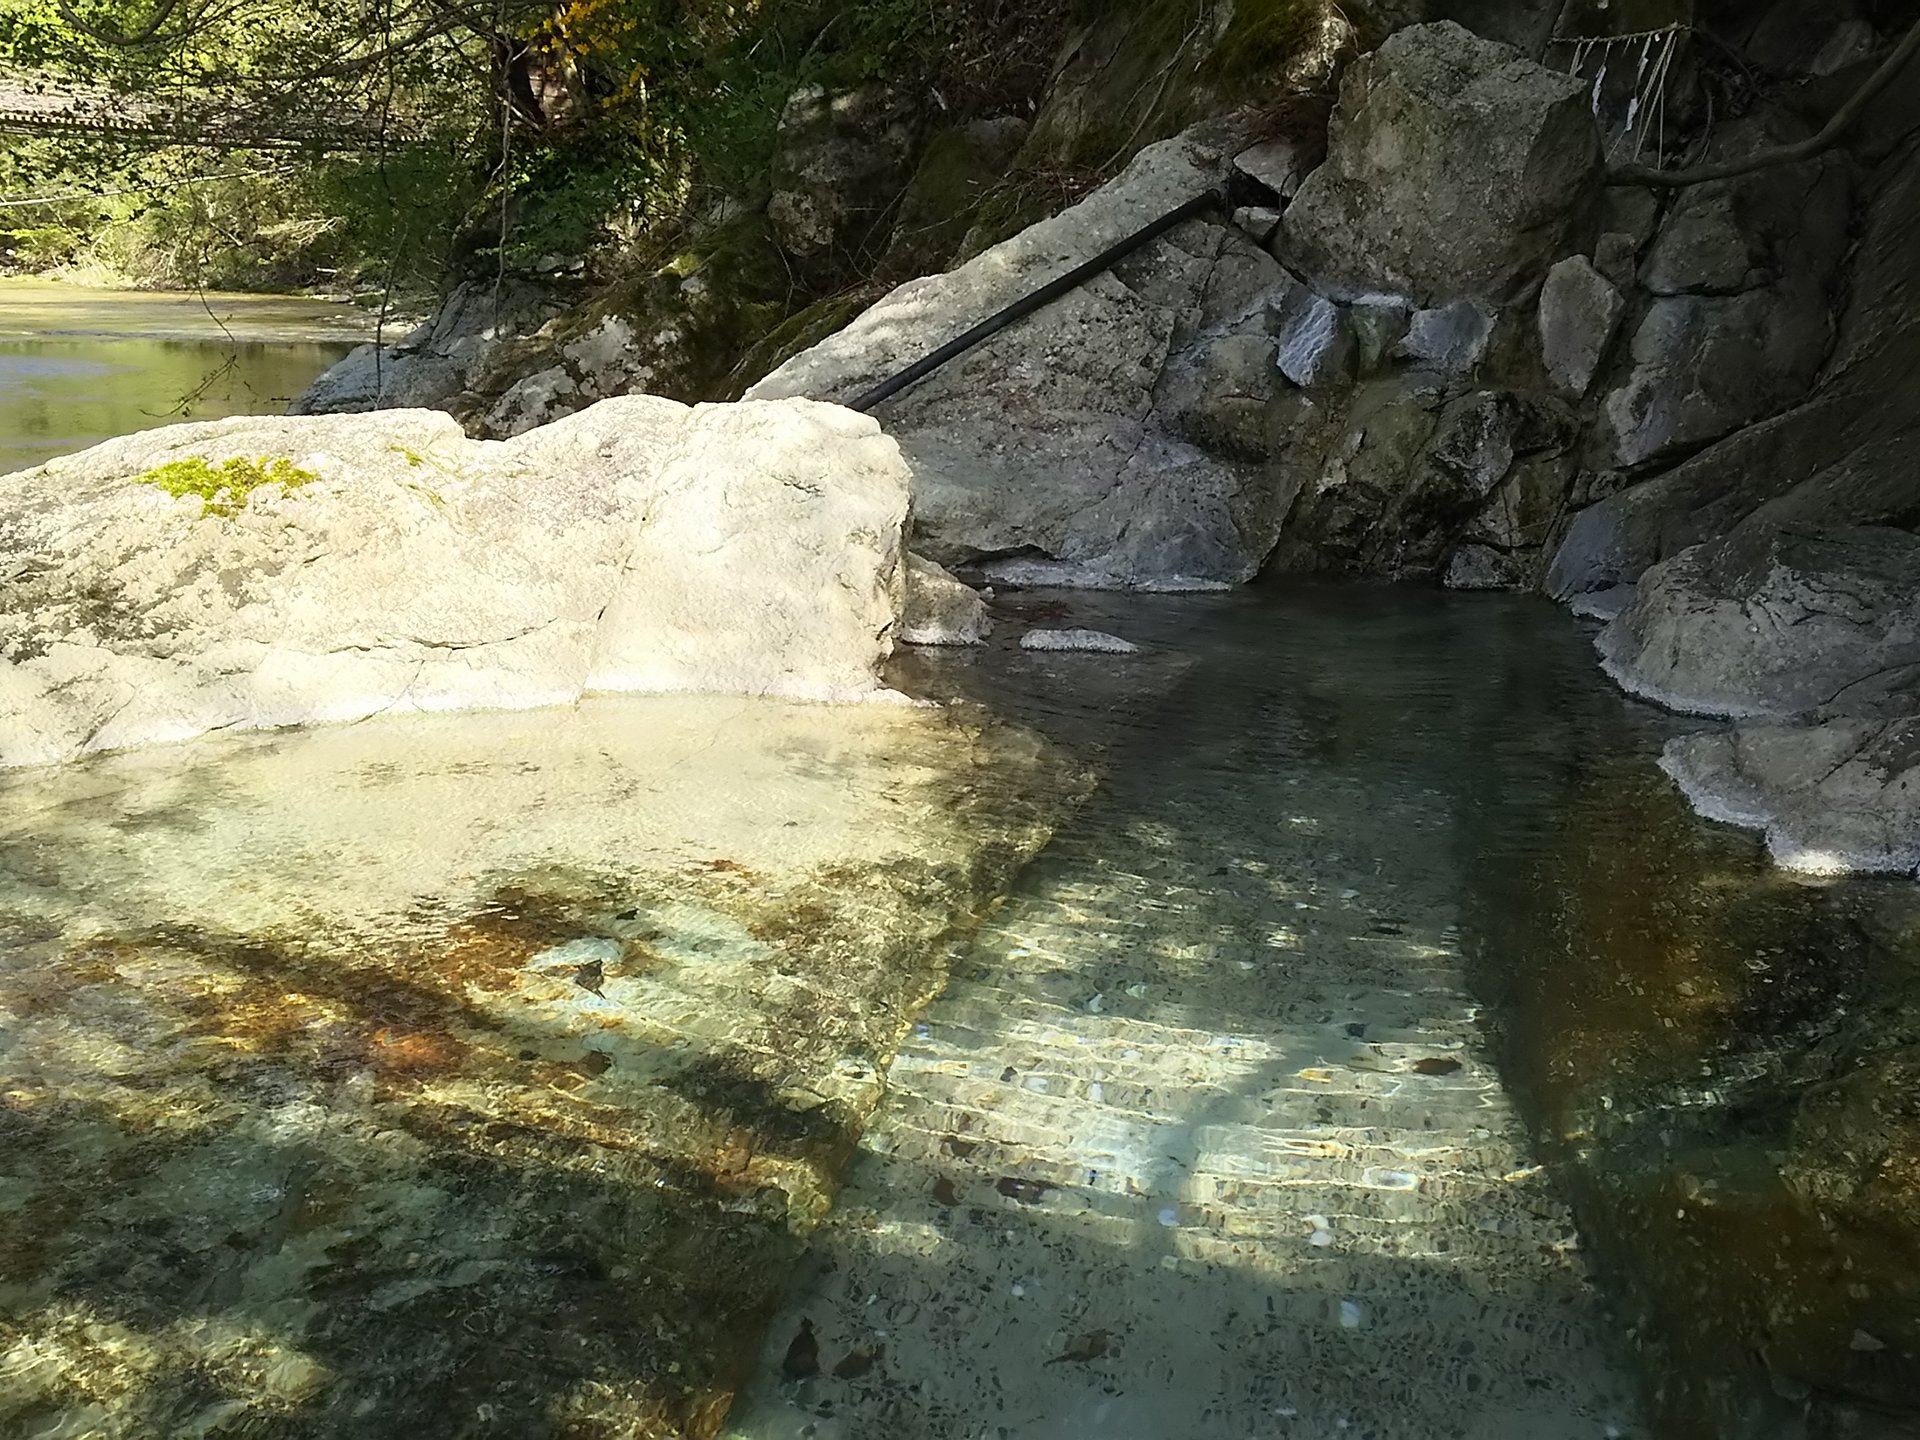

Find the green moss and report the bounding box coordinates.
[723,289,876,399]
[1201,0,1338,83]
[386,446,426,467]
[140,456,318,517]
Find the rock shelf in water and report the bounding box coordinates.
[0,694,1075,1437]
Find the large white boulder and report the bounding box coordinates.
[0,396,911,766]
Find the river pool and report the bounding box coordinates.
[0,306,1915,1440]
[0,279,366,474]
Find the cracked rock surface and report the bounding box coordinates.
[0,397,912,765]
[1597,523,1920,874]
[749,133,1292,591]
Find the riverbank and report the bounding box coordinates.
[0,262,426,317]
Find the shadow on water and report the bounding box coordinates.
[0,697,1066,1439]
[729,586,1645,1440]
[1458,692,1920,1439]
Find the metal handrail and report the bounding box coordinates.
[848,187,1225,413]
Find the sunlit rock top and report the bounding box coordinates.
[0,396,912,767]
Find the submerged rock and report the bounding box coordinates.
[1019,628,1140,654]
[0,397,912,765]
[0,692,1072,1438]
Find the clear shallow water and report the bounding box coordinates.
[0,280,366,474]
[0,697,1067,1438]
[732,586,1920,1440]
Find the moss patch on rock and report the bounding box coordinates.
[139,456,318,517]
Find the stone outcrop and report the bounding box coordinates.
[291,279,566,417]
[452,238,778,439]
[1595,522,1920,874]
[1267,377,1583,579]
[1550,151,1919,604]
[750,132,1297,590]
[0,398,911,766]
[1537,255,1624,397]
[1598,525,1920,720]
[1252,24,1606,588]
[1259,22,1887,597]
[742,23,1626,592]
[1597,123,1851,471]
[1279,20,1601,304]
[1537,73,1920,872]
[768,85,923,275]
[900,553,991,646]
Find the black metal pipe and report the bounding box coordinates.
[846,187,1224,414]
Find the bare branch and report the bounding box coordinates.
[1608,15,1920,188]
[52,0,198,47]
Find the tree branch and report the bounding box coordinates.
[1608,15,1920,187]
[52,0,197,47]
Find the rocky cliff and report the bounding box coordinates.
[289,0,1920,875]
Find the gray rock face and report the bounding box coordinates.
[1597,525,1920,720]
[1550,120,1920,875]
[1232,136,1317,201]
[1393,300,1494,373]
[1595,124,1851,469]
[0,399,913,766]
[1550,150,1919,601]
[1537,255,1623,396]
[751,134,1295,590]
[1273,280,1355,388]
[1662,720,1920,876]
[1268,376,1580,580]
[1280,22,1600,304]
[291,280,565,417]
[1602,284,1836,468]
[1231,205,1283,246]
[1251,22,1607,587]
[768,85,921,269]
[1443,543,1528,590]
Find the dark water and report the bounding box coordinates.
[0,279,365,473]
[794,584,1918,1440]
